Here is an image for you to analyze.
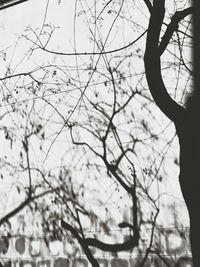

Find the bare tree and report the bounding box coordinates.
[144,0,199,266]
[0,0,195,266]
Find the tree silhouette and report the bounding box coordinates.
[144,0,199,266]
[0,0,196,266]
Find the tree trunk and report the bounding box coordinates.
[191,0,200,263]
[144,1,199,264]
[175,106,200,267]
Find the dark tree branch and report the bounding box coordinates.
[61,220,100,267]
[63,179,139,253]
[0,189,52,226]
[105,160,133,194]
[159,7,193,55]
[25,29,147,56]
[144,0,185,122]
[85,235,138,252]
[143,0,153,13]
[132,171,139,243]
[0,0,28,10]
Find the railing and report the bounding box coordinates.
[0,227,192,266]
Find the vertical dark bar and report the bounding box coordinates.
[190,2,200,266]
[193,0,200,93]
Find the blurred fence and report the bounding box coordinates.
[0,227,192,266]
[0,256,193,267]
